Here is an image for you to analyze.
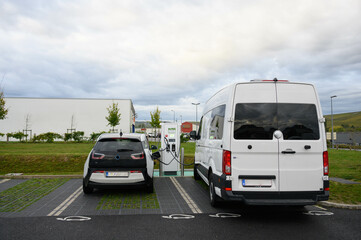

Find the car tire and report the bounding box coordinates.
[146,178,154,193]
[83,180,93,194]
[209,173,220,207]
[194,163,201,180]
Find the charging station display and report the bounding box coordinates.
[160,123,181,175]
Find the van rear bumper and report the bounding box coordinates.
[221,190,329,205]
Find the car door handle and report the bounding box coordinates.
[281,149,296,154]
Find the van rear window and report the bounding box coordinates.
[234,103,320,140]
[94,138,143,152]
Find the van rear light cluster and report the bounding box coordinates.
[92,152,105,159]
[93,170,104,173]
[130,170,142,173]
[222,150,231,175]
[131,152,144,160]
[323,151,329,175]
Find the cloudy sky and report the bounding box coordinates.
[1,0,360,121]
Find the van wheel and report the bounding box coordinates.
[146,178,154,193]
[83,180,93,194]
[209,174,219,207]
[194,164,201,180]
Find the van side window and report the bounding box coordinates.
[209,105,226,140]
[202,111,212,140]
[234,103,320,140]
[197,117,203,139]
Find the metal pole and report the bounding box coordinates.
[331,95,337,149]
[181,147,184,177]
[192,102,200,130]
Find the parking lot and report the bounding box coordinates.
[1,176,360,239]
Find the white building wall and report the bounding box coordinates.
[0,98,135,141]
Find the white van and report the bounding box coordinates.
[191,79,329,206]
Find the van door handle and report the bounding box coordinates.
[281,149,296,154]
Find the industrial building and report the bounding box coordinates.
[0,97,135,141]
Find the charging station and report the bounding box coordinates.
[160,122,181,175]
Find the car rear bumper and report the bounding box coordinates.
[220,189,329,205]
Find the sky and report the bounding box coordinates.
[1,0,360,121]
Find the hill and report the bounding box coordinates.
[324,111,361,132]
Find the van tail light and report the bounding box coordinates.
[323,151,329,175]
[131,152,144,160]
[92,152,105,159]
[93,170,104,173]
[222,150,231,175]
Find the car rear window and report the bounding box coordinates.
[94,138,143,152]
[234,103,320,140]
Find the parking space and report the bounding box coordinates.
[0,177,331,218]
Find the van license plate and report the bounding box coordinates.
[106,171,129,177]
[242,179,272,187]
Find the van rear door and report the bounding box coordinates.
[231,83,279,192]
[276,84,324,192]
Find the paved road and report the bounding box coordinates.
[0,177,360,239]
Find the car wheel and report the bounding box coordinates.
[209,173,219,207]
[83,180,93,194]
[146,178,154,193]
[194,164,201,180]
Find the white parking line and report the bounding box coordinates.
[0,179,10,184]
[315,205,328,211]
[170,177,202,214]
[48,186,82,216]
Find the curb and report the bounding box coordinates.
[0,175,82,179]
[318,201,361,210]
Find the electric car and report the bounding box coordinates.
[191,79,329,206]
[83,133,160,194]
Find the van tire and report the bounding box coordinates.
[146,178,154,193]
[194,164,201,180]
[83,180,93,194]
[209,173,220,207]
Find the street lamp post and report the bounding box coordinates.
[331,95,337,149]
[191,103,200,123]
[171,110,175,123]
[180,115,182,124]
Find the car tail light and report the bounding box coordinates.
[131,152,144,160]
[222,150,231,175]
[92,152,105,159]
[323,151,329,175]
[93,170,104,173]
[130,170,142,173]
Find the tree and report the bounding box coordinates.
[106,102,121,132]
[0,87,8,120]
[150,107,161,138]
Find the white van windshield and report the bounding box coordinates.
[234,103,320,140]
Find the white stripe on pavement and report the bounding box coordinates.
[48,186,82,216]
[0,179,10,184]
[170,177,202,214]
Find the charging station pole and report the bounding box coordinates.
[160,122,181,176]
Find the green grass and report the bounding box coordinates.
[96,191,159,210]
[324,111,361,131]
[329,181,361,205]
[0,178,69,212]
[328,149,361,182]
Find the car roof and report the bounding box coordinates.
[97,133,145,142]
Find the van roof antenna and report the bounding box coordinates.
[119,130,123,137]
[273,78,278,82]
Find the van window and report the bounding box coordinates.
[234,103,319,140]
[197,117,203,139]
[209,105,226,140]
[202,111,212,140]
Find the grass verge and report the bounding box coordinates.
[96,191,159,210]
[328,149,361,182]
[329,181,361,205]
[0,178,69,212]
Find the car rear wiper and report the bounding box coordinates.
[117,149,134,152]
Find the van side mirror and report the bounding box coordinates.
[190,131,197,140]
[150,145,158,150]
[151,151,161,160]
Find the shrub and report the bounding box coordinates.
[33,132,63,143]
[7,132,27,142]
[90,132,106,142]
